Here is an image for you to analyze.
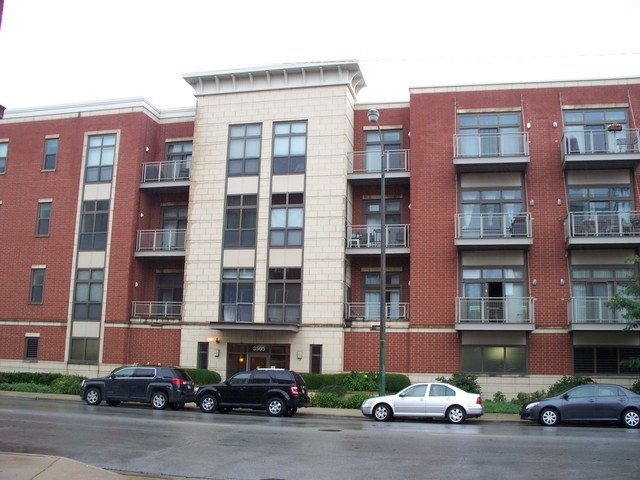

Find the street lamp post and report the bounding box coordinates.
[368,108,386,396]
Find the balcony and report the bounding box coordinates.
[132,301,182,318]
[346,224,410,255]
[135,229,186,257]
[455,297,535,331]
[347,150,410,186]
[453,132,529,172]
[561,128,640,170]
[564,211,640,248]
[568,297,637,331]
[140,160,190,191]
[454,213,532,249]
[344,302,410,326]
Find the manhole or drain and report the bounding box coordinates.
[318,428,341,432]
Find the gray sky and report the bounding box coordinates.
[1,0,639,110]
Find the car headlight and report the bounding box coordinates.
[362,399,374,408]
[525,401,539,410]
[81,379,85,387]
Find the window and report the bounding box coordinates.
[273,121,307,174]
[25,337,39,360]
[568,185,633,234]
[29,268,45,304]
[79,200,109,250]
[430,385,455,397]
[228,124,261,176]
[364,198,402,246]
[270,193,303,246]
[36,201,52,236]
[461,267,526,322]
[224,194,257,248]
[363,272,402,320]
[69,337,99,362]
[197,342,209,370]
[156,273,183,316]
[570,267,634,323]
[461,346,527,373]
[165,141,192,179]
[457,113,523,157]
[160,206,187,250]
[221,268,254,322]
[73,269,104,320]
[364,128,403,171]
[267,268,301,323]
[85,133,116,182]
[574,346,640,374]
[43,138,58,170]
[0,141,7,173]
[403,384,428,397]
[310,344,322,374]
[563,108,628,154]
[460,188,523,238]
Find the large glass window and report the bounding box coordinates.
[161,205,187,250]
[363,272,402,320]
[270,193,303,247]
[79,200,109,250]
[221,268,254,322]
[85,134,116,183]
[36,201,51,236]
[267,268,301,323]
[458,113,522,157]
[363,198,402,246]
[461,346,527,373]
[29,268,45,304]
[73,269,104,320]
[228,124,261,176]
[574,346,640,374]
[364,129,403,171]
[69,337,99,362]
[568,185,633,234]
[165,141,192,179]
[224,194,257,248]
[273,121,307,174]
[0,141,8,173]
[563,108,628,154]
[460,188,523,238]
[461,267,526,322]
[43,138,58,170]
[571,266,634,323]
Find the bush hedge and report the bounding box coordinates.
[301,372,411,394]
[184,368,221,385]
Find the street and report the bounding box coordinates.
[0,394,638,480]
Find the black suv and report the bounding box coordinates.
[195,367,310,417]
[80,365,195,410]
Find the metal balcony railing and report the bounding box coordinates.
[564,211,640,238]
[562,128,640,155]
[136,229,186,252]
[346,224,410,248]
[345,302,410,322]
[141,160,191,183]
[456,297,535,324]
[455,212,531,239]
[132,301,182,318]
[568,297,636,325]
[453,132,529,158]
[348,149,410,174]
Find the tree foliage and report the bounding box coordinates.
[606,254,640,330]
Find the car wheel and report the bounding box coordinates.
[199,394,218,413]
[446,406,467,424]
[266,397,285,417]
[621,409,640,428]
[169,402,185,410]
[373,403,393,422]
[85,387,102,406]
[283,407,298,417]
[151,391,168,410]
[539,408,560,426]
[106,400,120,407]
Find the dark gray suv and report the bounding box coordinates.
[80,365,195,410]
[195,367,310,417]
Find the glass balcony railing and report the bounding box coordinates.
[136,229,186,252]
[346,224,410,248]
[344,302,410,322]
[568,297,636,326]
[141,160,191,183]
[453,132,529,158]
[132,301,182,318]
[348,150,410,174]
[456,297,534,325]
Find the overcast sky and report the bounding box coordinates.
[1,0,639,110]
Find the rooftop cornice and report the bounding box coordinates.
[183,60,366,98]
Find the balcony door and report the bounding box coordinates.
[161,206,187,250]
[364,199,402,247]
[462,267,525,322]
[156,273,183,316]
[364,273,401,320]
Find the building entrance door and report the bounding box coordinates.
[249,354,268,370]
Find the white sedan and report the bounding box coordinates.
[361,382,483,423]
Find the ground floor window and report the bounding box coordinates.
[226,343,290,376]
[310,344,322,373]
[24,337,39,360]
[461,346,527,373]
[69,337,99,363]
[197,342,209,370]
[574,346,640,374]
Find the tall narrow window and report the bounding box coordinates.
[224,194,257,248]
[364,129,402,171]
[270,193,304,247]
[85,133,116,183]
[0,141,8,174]
[221,268,254,322]
[197,342,209,370]
[69,337,99,362]
[30,268,45,304]
[273,121,307,174]
[79,200,109,249]
[165,141,192,180]
[73,269,104,320]
[267,268,301,323]
[227,124,261,176]
[36,201,52,236]
[310,344,322,374]
[25,337,39,360]
[43,137,58,170]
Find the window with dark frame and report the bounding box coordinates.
[272,121,307,174]
[574,346,640,374]
[25,337,39,360]
[227,124,261,176]
[269,192,303,247]
[165,141,192,179]
[79,200,109,250]
[220,268,254,322]
[43,138,58,170]
[85,133,116,183]
[364,128,403,171]
[224,194,257,248]
[0,141,7,174]
[267,268,301,324]
[459,187,524,238]
[36,201,51,236]
[72,269,104,320]
[457,113,523,157]
[310,344,322,374]
[69,337,99,362]
[460,345,527,373]
[29,268,45,304]
[563,108,628,154]
[197,342,209,370]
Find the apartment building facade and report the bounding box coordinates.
[1,61,639,395]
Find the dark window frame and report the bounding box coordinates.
[36,201,52,236]
[29,268,45,304]
[79,200,109,250]
[227,124,262,177]
[269,192,304,247]
[272,121,307,175]
[224,194,257,248]
[69,337,99,363]
[574,346,640,374]
[0,141,8,174]
[220,268,255,322]
[85,133,116,183]
[461,345,528,374]
[267,267,302,324]
[43,137,59,171]
[25,337,39,360]
[72,269,104,321]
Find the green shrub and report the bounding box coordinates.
[0,372,62,385]
[50,375,85,395]
[436,372,482,394]
[482,400,521,414]
[385,374,412,393]
[343,371,378,391]
[184,368,221,386]
[547,375,586,397]
[512,390,546,405]
[0,382,53,393]
[310,392,343,408]
[300,373,345,390]
[631,379,640,394]
[318,384,348,396]
[492,391,507,403]
[342,392,372,409]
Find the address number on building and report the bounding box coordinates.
[251,345,266,352]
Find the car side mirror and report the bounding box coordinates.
[563,393,570,400]
[399,393,405,398]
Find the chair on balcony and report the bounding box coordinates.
[616,136,638,152]
[347,233,360,248]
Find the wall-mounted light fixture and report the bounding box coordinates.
[557,199,562,206]
[552,121,558,128]
[145,146,150,152]
[139,212,144,218]
[134,281,139,288]
[532,279,537,286]
[214,349,220,357]
[526,122,531,129]
[207,336,220,343]
[297,351,303,359]
[529,199,535,207]
[560,279,565,286]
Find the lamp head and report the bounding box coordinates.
[367,108,380,124]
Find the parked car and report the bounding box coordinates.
[520,383,640,428]
[80,365,195,410]
[360,382,483,423]
[195,367,310,417]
